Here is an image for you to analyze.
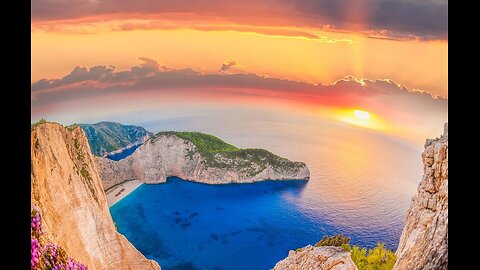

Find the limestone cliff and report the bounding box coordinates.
[96,132,310,190]
[31,123,160,270]
[273,246,358,270]
[393,123,448,270]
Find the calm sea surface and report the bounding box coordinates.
[106,144,141,161]
[109,115,423,270]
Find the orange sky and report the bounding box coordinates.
[31,1,447,143]
[31,23,447,98]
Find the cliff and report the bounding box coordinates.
[393,124,448,269]
[78,121,152,157]
[273,246,358,270]
[31,123,160,270]
[96,131,310,189]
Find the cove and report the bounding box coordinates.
[110,177,393,270]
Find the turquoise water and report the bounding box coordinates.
[111,177,400,270]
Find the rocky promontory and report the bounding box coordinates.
[96,131,310,189]
[31,122,160,270]
[393,124,448,269]
[273,245,358,270]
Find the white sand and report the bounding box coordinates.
[106,180,143,207]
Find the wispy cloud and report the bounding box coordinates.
[220,60,239,72]
[32,17,353,42]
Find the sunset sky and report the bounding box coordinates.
[31,0,448,144]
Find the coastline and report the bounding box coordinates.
[106,179,143,207]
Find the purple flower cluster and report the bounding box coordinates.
[31,238,41,269]
[42,243,65,270]
[31,205,88,270]
[65,258,88,270]
[31,206,42,238]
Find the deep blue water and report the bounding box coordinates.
[111,177,398,270]
[106,144,141,161]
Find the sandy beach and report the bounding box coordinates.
[106,179,143,207]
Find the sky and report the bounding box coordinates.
[31,0,448,144]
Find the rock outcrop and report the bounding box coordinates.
[273,245,358,270]
[393,123,448,270]
[31,123,160,270]
[96,132,310,190]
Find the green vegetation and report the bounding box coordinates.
[153,131,305,174]
[341,243,351,252]
[156,131,238,153]
[78,121,151,156]
[350,243,396,270]
[315,234,396,270]
[72,135,98,204]
[31,118,47,131]
[66,123,78,131]
[315,234,351,247]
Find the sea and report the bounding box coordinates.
[109,114,423,270]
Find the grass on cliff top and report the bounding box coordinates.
[31,118,76,132]
[156,131,239,153]
[312,234,396,270]
[153,131,305,174]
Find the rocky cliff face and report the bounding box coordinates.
[393,123,448,270]
[31,123,160,270]
[96,133,310,190]
[273,246,358,270]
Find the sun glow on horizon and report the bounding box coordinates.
[354,109,370,120]
[334,108,388,132]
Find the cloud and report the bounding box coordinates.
[291,0,448,40]
[31,65,115,92]
[31,0,448,40]
[220,60,238,72]
[31,58,447,122]
[138,57,160,69]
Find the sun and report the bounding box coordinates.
[354,110,370,120]
[335,108,387,131]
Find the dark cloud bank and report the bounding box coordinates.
[32,0,447,40]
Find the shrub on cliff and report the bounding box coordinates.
[31,118,47,131]
[315,234,351,248]
[31,205,88,270]
[350,243,396,270]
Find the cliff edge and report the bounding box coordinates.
[31,123,160,270]
[96,131,310,189]
[393,123,448,269]
[273,246,358,270]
